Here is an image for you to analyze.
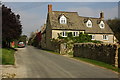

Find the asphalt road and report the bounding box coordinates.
[15,46,119,78]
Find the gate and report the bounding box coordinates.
[60,43,67,55]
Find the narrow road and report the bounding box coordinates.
[15,46,119,78]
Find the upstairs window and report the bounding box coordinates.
[103,35,108,40]
[86,20,92,27]
[99,21,105,29]
[60,15,67,24]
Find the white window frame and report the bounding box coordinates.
[99,21,105,29]
[103,35,108,40]
[86,20,92,28]
[62,31,67,37]
[73,32,79,37]
[91,35,95,40]
[60,15,67,24]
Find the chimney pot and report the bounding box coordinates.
[100,11,104,20]
[48,4,52,12]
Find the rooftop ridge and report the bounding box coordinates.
[52,11,77,13]
[79,16,101,20]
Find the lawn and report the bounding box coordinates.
[74,57,120,73]
[0,48,15,65]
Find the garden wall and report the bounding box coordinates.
[51,43,60,53]
[118,47,120,68]
[73,43,120,67]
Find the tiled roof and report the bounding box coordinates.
[48,11,113,34]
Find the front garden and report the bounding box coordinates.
[51,32,102,55]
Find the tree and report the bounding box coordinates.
[2,5,22,47]
[28,32,36,45]
[32,32,41,47]
[107,19,120,42]
[19,35,27,44]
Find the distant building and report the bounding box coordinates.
[41,4,117,50]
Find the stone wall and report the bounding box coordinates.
[73,43,119,67]
[51,42,60,53]
[118,47,120,68]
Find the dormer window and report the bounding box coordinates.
[99,21,105,29]
[60,15,67,24]
[86,20,92,27]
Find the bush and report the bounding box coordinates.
[51,32,102,55]
[53,32,102,45]
[92,40,103,43]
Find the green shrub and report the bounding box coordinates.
[91,40,103,43]
[54,32,102,44]
[67,32,73,37]
[51,33,102,55]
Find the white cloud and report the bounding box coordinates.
[67,6,118,19]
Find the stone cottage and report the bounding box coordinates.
[40,4,116,50]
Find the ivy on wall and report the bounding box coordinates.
[51,32,102,55]
[57,32,102,43]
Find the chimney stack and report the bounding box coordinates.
[48,4,52,12]
[100,11,104,20]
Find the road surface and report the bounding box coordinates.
[15,46,119,78]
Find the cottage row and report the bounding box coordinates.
[40,4,116,50]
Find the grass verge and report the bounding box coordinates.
[74,57,120,73]
[43,49,60,55]
[0,48,15,65]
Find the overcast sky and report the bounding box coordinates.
[3,2,118,37]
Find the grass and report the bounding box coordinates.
[74,57,120,73]
[44,49,60,55]
[0,48,15,65]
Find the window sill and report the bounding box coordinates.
[62,36,67,37]
[91,39,95,40]
[103,39,108,41]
